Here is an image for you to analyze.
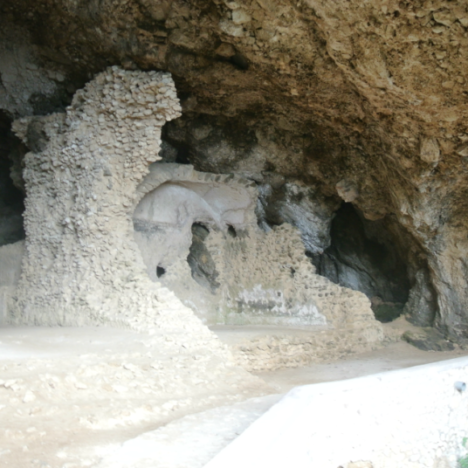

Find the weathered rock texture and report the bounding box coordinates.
[134,163,383,358]
[218,326,384,372]
[7,67,229,365]
[2,0,468,341]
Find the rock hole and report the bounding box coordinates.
[227,225,237,238]
[156,266,166,278]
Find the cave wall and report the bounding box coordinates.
[164,116,438,327]
[163,116,341,256]
[7,66,227,363]
[2,0,468,340]
[133,162,383,356]
[1,66,271,403]
[0,61,384,361]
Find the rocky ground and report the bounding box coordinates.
[0,321,466,468]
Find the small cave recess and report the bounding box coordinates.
[312,203,411,323]
[187,223,220,293]
[227,225,237,238]
[0,111,26,247]
[155,125,192,165]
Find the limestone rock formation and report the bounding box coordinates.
[132,162,383,361]
[0,65,381,379]
[134,163,382,356]
[1,0,468,344]
[10,67,183,328]
[4,68,276,408]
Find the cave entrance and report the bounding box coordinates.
[312,203,410,323]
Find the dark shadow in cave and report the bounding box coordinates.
[227,225,237,238]
[156,124,192,165]
[0,111,25,246]
[312,203,411,323]
[229,52,249,71]
[187,223,220,293]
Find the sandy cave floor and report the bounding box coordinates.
[0,322,466,468]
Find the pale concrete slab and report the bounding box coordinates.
[204,357,468,468]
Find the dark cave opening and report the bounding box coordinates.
[0,111,26,246]
[157,125,192,165]
[312,203,411,323]
[187,223,220,293]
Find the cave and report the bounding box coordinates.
[1,1,467,341]
[313,203,411,322]
[0,1,467,465]
[0,3,459,340]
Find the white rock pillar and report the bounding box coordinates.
[9,67,195,329]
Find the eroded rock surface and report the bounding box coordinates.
[133,163,383,362]
[10,67,183,328]
[1,0,468,341]
[3,71,276,440]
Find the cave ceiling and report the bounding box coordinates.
[2,0,468,219]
